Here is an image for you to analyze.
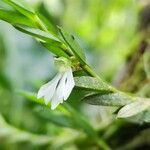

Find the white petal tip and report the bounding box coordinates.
[37,93,42,99]
[51,101,63,110]
[44,101,49,105]
[51,105,57,110]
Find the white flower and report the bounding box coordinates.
[37,57,75,110]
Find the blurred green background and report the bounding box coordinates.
[0,0,150,150]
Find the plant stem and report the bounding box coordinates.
[82,64,101,79]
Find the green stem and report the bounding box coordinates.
[82,64,101,79]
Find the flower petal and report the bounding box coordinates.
[51,72,67,110]
[37,73,62,105]
[43,85,56,105]
[63,68,75,100]
[37,83,50,99]
[44,73,62,104]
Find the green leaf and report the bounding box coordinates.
[75,76,114,92]
[17,90,69,113]
[126,109,150,124]
[117,99,150,118]
[15,25,69,57]
[58,27,86,64]
[64,104,98,138]
[84,92,133,106]
[42,43,69,58]
[18,90,97,138]
[3,0,35,18]
[36,2,58,35]
[0,9,36,27]
[17,90,45,106]
[34,106,77,129]
[14,25,61,44]
[6,23,68,57]
[34,105,97,138]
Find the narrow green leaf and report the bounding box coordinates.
[36,2,58,35]
[84,92,133,106]
[18,90,97,138]
[58,27,86,64]
[17,90,45,106]
[34,105,97,138]
[3,0,35,18]
[126,109,150,124]
[0,9,36,27]
[17,90,68,112]
[64,104,98,138]
[75,76,114,92]
[15,26,69,57]
[117,99,150,118]
[42,43,69,58]
[34,106,81,129]
[14,25,61,44]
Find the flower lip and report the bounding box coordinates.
[37,73,62,105]
[37,67,75,110]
